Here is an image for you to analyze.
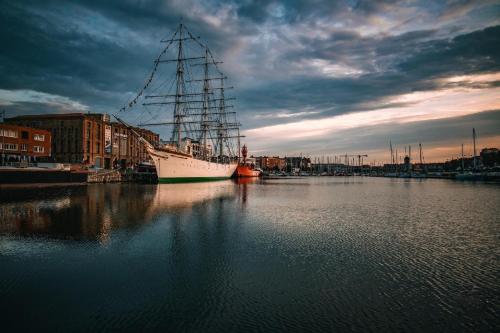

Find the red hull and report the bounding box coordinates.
[235,165,261,177]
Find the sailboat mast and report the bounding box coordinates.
[395,149,398,172]
[472,127,477,170]
[390,140,394,165]
[461,143,465,171]
[419,143,422,164]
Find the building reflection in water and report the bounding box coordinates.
[0,181,246,244]
[232,177,261,207]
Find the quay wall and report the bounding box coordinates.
[0,169,87,183]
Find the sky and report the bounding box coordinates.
[0,0,499,163]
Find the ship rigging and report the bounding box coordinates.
[117,23,243,182]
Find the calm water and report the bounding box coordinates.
[0,178,499,332]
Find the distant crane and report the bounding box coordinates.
[340,154,368,166]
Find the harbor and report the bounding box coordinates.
[1,1,500,332]
[0,23,498,184]
[1,178,499,332]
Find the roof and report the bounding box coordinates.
[0,123,51,134]
[109,122,159,136]
[6,113,103,120]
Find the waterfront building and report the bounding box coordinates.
[5,113,159,168]
[312,163,345,174]
[109,122,160,168]
[255,156,286,171]
[480,148,499,167]
[0,123,51,166]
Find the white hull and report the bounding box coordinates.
[145,145,237,182]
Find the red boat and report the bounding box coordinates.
[235,145,262,177]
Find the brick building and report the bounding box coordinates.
[108,122,160,168]
[255,156,286,171]
[0,123,51,165]
[5,113,159,169]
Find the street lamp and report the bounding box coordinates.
[1,110,5,166]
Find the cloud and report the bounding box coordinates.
[243,74,500,155]
[0,89,89,113]
[245,110,500,163]
[0,0,499,160]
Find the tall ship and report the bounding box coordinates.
[117,23,242,183]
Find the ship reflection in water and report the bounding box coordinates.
[0,181,244,244]
[0,178,499,332]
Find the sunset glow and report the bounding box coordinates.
[0,0,499,161]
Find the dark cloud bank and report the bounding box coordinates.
[0,0,499,157]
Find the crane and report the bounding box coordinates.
[338,154,368,166]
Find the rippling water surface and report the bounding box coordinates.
[1,178,499,332]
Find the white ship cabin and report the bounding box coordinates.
[161,138,212,158]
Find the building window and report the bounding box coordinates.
[34,134,45,141]
[1,143,18,151]
[120,138,128,156]
[0,129,18,138]
[20,144,28,151]
[33,146,44,153]
[21,131,29,139]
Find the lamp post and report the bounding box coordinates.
[1,110,5,166]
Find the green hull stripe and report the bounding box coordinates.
[158,177,231,183]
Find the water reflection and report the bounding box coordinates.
[0,178,498,332]
[0,181,240,243]
[149,180,237,214]
[232,177,262,207]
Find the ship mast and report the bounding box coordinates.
[173,24,186,149]
[218,77,226,159]
[137,23,243,162]
[201,47,210,159]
